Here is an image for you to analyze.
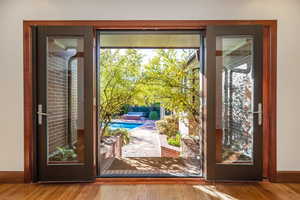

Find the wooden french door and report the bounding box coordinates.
[205,25,263,180]
[36,26,96,182]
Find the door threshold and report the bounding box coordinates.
[95,177,208,184]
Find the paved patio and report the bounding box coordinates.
[122,121,161,157]
[100,120,202,177]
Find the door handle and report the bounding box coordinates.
[37,112,49,116]
[37,104,49,125]
[248,103,262,126]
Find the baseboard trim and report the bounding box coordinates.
[3,170,299,183]
[276,171,300,183]
[0,171,24,183]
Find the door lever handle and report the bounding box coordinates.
[248,103,262,126]
[37,104,49,125]
[37,111,49,116]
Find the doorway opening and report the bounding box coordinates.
[24,21,276,183]
[96,31,204,177]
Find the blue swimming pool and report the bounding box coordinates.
[109,122,143,130]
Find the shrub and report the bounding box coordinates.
[104,128,130,144]
[149,111,159,120]
[167,134,181,147]
[155,115,178,138]
[50,146,77,161]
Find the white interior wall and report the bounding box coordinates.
[0,0,299,171]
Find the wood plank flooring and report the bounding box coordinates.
[0,182,300,200]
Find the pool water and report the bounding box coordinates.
[109,122,143,130]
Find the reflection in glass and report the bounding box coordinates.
[216,36,254,164]
[46,37,85,164]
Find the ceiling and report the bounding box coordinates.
[99,31,201,48]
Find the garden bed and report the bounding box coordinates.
[159,134,180,157]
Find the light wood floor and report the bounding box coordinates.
[0,182,300,200]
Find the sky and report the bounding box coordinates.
[115,48,195,65]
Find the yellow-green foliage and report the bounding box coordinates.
[99,49,201,134]
[99,49,144,132]
[155,115,179,138]
[104,128,130,145]
[167,134,181,147]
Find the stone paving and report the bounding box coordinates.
[122,121,161,157]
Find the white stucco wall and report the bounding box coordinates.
[0,0,299,171]
[179,114,189,136]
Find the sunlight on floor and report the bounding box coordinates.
[193,185,238,200]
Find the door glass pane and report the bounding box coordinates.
[46,37,85,164]
[215,36,254,164]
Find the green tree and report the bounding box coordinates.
[137,49,201,125]
[99,48,201,137]
[99,49,143,135]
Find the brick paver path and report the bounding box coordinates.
[122,121,161,157]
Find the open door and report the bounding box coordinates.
[205,26,263,180]
[36,26,96,182]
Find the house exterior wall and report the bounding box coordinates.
[47,52,69,154]
[46,42,80,155]
[0,0,299,171]
[179,114,189,136]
